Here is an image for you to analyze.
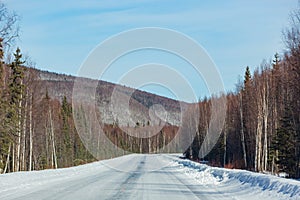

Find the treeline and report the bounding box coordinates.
[0,2,183,172]
[0,48,97,173]
[104,124,178,154]
[186,8,300,178]
[0,47,183,173]
[0,2,299,179]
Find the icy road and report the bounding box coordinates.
[0,154,299,200]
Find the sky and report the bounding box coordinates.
[3,0,298,102]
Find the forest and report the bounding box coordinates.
[186,10,300,178]
[0,3,299,179]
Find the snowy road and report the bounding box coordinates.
[0,154,299,200]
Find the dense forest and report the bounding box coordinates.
[0,3,299,179]
[185,8,300,178]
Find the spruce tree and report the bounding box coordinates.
[274,105,297,178]
[9,48,25,105]
[242,66,253,168]
[8,48,25,130]
[8,47,25,172]
[244,66,251,87]
[60,96,72,166]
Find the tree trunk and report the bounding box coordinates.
[49,109,57,169]
[21,96,28,171]
[223,125,227,167]
[29,96,33,171]
[148,130,151,153]
[239,93,247,168]
[139,138,142,153]
[3,143,11,174]
[15,87,23,172]
[261,78,269,172]
[12,143,15,172]
[263,96,268,172]
[255,110,263,172]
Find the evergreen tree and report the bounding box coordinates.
[60,96,72,166]
[273,105,297,177]
[244,66,252,87]
[242,66,255,169]
[9,48,25,109]
[8,48,25,125]
[8,47,25,172]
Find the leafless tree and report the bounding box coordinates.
[0,2,19,53]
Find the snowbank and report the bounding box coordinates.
[173,158,300,199]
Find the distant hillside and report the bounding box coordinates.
[1,64,189,172]
[37,69,187,126]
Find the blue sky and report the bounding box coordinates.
[3,0,298,102]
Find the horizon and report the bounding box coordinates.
[3,0,298,102]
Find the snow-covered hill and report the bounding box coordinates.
[0,154,299,200]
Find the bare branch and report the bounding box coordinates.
[283,3,300,53]
[0,2,20,51]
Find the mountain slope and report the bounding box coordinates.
[37,69,186,126]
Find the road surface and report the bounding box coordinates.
[0,154,298,200]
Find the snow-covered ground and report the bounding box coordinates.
[0,154,299,200]
[173,157,300,200]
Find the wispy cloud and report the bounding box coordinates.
[2,0,298,99]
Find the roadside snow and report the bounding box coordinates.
[1,154,299,200]
[172,157,300,200]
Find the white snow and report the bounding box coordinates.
[0,154,299,200]
[172,157,300,200]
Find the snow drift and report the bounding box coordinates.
[173,158,300,199]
